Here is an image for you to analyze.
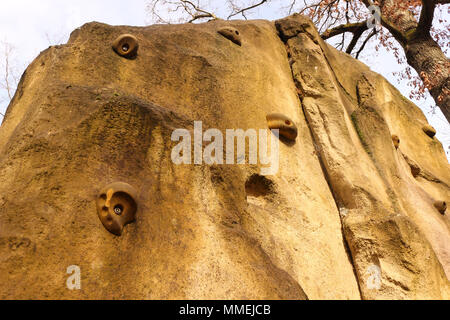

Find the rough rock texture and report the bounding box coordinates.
[0,15,448,300]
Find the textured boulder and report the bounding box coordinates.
[0,15,448,300]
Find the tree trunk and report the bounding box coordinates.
[404,35,450,122]
[375,0,450,123]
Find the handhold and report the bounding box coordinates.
[112,34,139,59]
[422,125,436,138]
[434,200,447,215]
[96,182,138,236]
[391,135,400,149]
[266,113,298,141]
[217,27,242,46]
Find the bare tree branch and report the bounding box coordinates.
[180,0,218,23]
[0,41,18,101]
[147,0,218,24]
[360,0,407,45]
[2,43,14,100]
[227,0,268,20]
[345,0,350,24]
[346,26,367,54]
[0,41,20,121]
[321,21,368,40]
[336,32,346,51]
[148,0,168,23]
[288,0,298,15]
[356,28,378,59]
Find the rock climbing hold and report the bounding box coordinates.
[422,125,436,138]
[114,204,124,215]
[434,200,447,215]
[96,182,138,236]
[112,34,139,59]
[218,27,242,46]
[266,113,298,141]
[392,135,400,149]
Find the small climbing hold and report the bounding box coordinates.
[422,125,436,138]
[112,34,139,59]
[266,113,298,141]
[96,182,138,236]
[217,27,242,46]
[434,200,447,215]
[391,135,400,149]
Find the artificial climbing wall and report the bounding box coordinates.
[0,14,448,300]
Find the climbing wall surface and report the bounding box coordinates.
[0,15,448,299]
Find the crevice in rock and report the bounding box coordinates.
[402,152,449,187]
[245,173,277,209]
[245,174,275,198]
[302,98,363,299]
[275,19,363,299]
[212,171,309,299]
[275,18,356,105]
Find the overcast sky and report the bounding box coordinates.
[0,1,448,159]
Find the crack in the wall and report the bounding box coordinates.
[276,21,356,106]
[275,20,363,299]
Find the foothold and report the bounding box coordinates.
[391,135,400,149]
[266,113,298,141]
[434,200,447,215]
[112,34,139,59]
[96,182,138,236]
[422,125,436,138]
[217,27,242,46]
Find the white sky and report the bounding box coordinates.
[0,1,448,159]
